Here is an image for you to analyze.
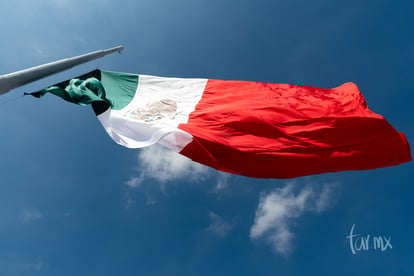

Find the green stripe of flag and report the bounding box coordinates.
[32,69,138,115]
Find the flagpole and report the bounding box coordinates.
[0,45,124,95]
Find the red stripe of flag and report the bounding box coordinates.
[178,79,411,178]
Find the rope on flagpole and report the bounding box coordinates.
[0,94,26,105]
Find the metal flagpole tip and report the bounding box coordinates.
[104,45,124,55]
[0,45,125,95]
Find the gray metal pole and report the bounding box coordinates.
[0,45,123,95]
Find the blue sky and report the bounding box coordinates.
[0,0,413,275]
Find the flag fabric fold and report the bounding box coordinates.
[30,69,411,178]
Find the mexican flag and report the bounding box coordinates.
[29,69,411,178]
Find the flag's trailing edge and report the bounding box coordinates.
[29,69,412,178]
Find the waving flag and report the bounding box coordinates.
[29,69,411,178]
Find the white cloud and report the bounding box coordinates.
[63,211,74,217]
[250,182,338,256]
[212,173,231,192]
[34,262,45,271]
[206,211,233,237]
[129,145,209,185]
[22,260,47,272]
[124,145,233,208]
[125,175,145,188]
[308,182,337,213]
[124,196,136,209]
[20,208,44,223]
